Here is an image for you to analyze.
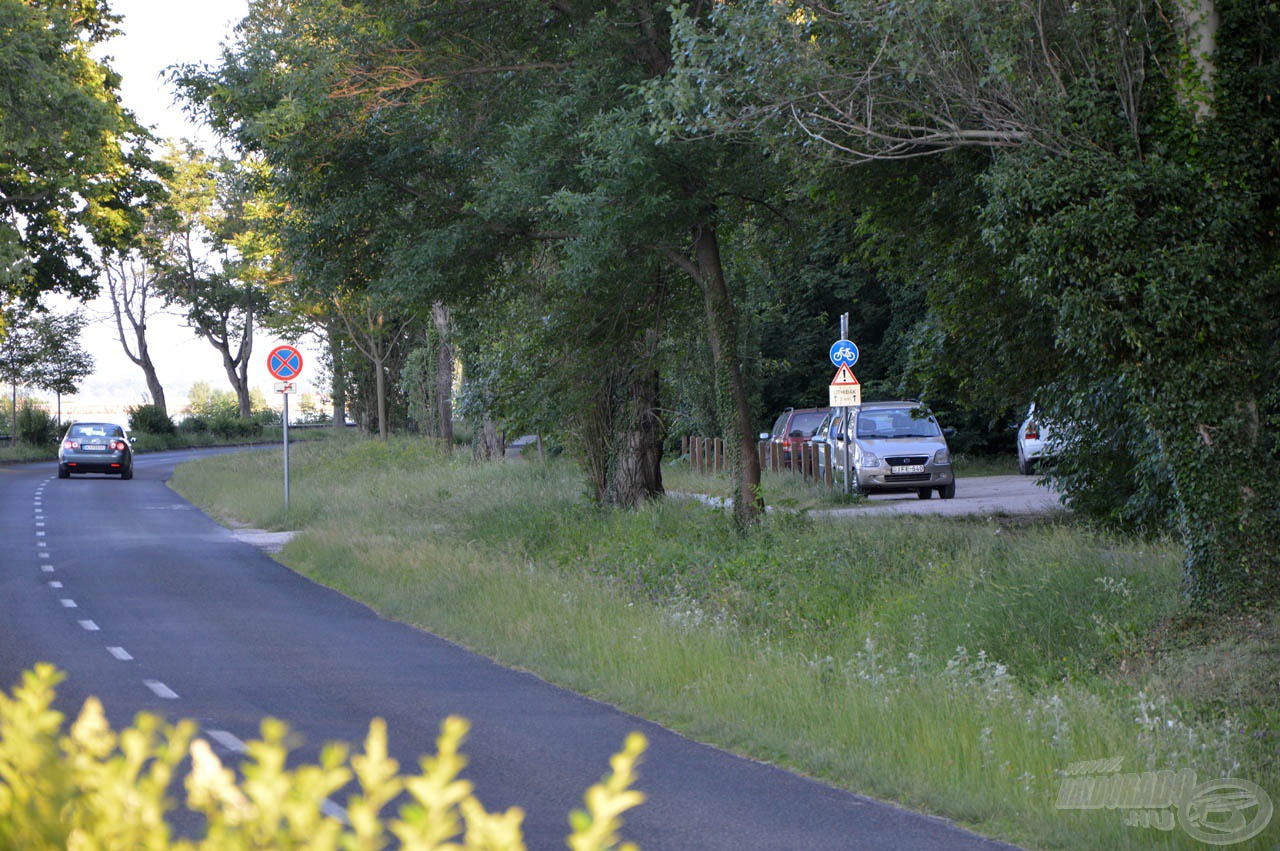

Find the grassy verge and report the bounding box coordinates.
[171,438,1279,850]
[0,443,54,463]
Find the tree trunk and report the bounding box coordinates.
[136,333,167,415]
[478,414,504,460]
[328,322,347,429]
[432,303,454,445]
[106,263,167,416]
[221,344,252,420]
[692,223,763,524]
[374,351,388,439]
[1153,401,1280,609]
[607,330,664,508]
[607,365,664,508]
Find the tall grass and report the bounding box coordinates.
[172,439,1278,850]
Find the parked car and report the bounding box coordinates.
[827,401,955,499]
[1017,404,1050,475]
[760,406,830,468]
[58,422,134,480]
[813,409,847,480]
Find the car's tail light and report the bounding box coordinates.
[62,439,79,450]
[1025,424,1039,440]
[110,440,128,451]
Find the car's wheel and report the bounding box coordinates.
[1018,450,1038,476]
[121,465,133,480]
[57,465,70,479]
[939,483,956,500]
[917,488,932,500]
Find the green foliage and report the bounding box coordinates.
[179,415,212,435]
[0,664,648,851]
[0,0,159,304]
[16,402,58,447]
[209,414,263,440]
[128,403,176,435]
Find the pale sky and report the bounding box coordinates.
[44,0,323,421]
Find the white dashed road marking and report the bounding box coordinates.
[78,620,100,632]
[206,730,247,753]
[48,581,62,589]
[59,598,77,608]
[143,680,179,700]
[107,646,133,661]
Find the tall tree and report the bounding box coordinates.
[152,145,269,419]
[103,252,168,415]
[28,310,94,426]
[1,0,159,304]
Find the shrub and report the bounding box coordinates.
[128,403,176,435]
[16,402,59,447]
[252,407,282,427]
[210,414,263,440]
[180,415,211,434]
[0,664,648,850]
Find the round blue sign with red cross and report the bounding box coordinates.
[267,345,304,381]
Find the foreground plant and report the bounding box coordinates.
[0,664,646,850]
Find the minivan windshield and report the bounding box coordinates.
[855,409,941,440]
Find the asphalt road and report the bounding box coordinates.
[823,474,1064,518]
[0,449,1017,850]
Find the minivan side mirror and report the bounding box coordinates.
[943,427,955,437]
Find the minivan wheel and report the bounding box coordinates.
[916,488,932,500]
[939,483,956,500]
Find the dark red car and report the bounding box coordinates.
[761,407,831,468]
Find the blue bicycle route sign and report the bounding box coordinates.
[267,345,304,381]
[829,339,859,367]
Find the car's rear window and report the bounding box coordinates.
[70,424,123,439]
[790,412,828,436]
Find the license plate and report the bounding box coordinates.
[891,464,925,474]
[85,444,107,451]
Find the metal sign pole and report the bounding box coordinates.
[283,392,290,513]
[840,313,851,496]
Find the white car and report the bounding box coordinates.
[1017,405,1050,475]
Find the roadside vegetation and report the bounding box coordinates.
[0,665,647,850]
[173,440,1279,850]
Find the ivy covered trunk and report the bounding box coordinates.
[607,329,664,509]
[1149,399,1280,609]
[692,222,763,525]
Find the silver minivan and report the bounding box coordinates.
[826,401,955,499]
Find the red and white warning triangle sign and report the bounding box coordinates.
[831,364,859,386]
[829,363,862,406]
